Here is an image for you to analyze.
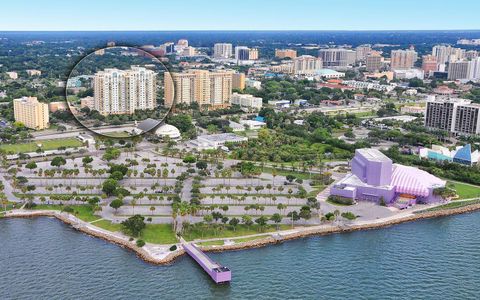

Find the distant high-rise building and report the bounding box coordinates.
[355,44,372,62]
[293,55,322,75]
[164,70,233,109]
[93,66,156,115]
[432,45,465,64]
[177,39,188,48]
[422,55,438,74]
[214,43,233,58]
[13,96,49,130]
[275,49,297,59]
[318,48,356,68]
[390,49,417,69]
[448,60,470,80]
[425,98,480,135]
[181,46,196,56]
[232,73,246,90]
[235,46,250,61]
[248,48,259,60]
[365,51,383,72]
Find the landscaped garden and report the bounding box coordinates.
[0,138,83,154]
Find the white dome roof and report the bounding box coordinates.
[155,124,181,139]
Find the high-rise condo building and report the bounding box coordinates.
[425,98,480,135]
[164,70,233,109]
[390,49,417,69]
[293,55,323,75]
[13,96,49,130]
[234,46,259,61]
[365,51,383,72]
[93,66,156,115]
[448,58,480,80]
[235,46,250,61]
[275,49,297,59]
[448,60,470,80]
[355,44,372,62]
[232,73,246,90]
[214,43,233,58]
[248,48,259,60]
[318,48,356,68]
[432,45,465,65]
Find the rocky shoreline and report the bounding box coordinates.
[4,202,480,265]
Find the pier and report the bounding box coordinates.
[181,239,231,284]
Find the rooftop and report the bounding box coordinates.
[356,148,391,163]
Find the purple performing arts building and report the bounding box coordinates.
[330,148,446,208]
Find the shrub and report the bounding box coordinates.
[24,202,37,209]
[324,212,335,221]
[327,195,354,205]
[136,239,146,247]
[169,245,177,251]
[341,212,357,220]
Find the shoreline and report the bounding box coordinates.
[3,203,480,264]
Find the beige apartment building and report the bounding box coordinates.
[232,73,246,90]
[165,70,233,109]
[275,49,297,59]
[93,66,156,115]
[13,96,49,130]
[390,49,417,69]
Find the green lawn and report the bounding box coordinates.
[140,224,178,244]
[32,204,101,222]
[197,240,225,246]
[183,224,290,241]
[0,138,83,154]
[94,220,123,232]
[418,199,480,213]
[448,181,480,199]
[261,166,313,180]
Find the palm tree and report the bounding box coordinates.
[150,206,156,216]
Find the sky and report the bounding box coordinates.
[1,0,479,31]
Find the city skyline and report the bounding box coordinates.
[1,0,480,31]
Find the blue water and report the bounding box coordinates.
[1,213,479,299]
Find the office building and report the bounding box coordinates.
[13,96,49,130]
[232,73,246,90]
[390,49,417,69]
[293,55,323,75]
[214,43,233,59]
[318,48,356,68]
[164,70,233,109]
[93,66,156,115]
[365,51,383,72]
[275,49,297,59]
